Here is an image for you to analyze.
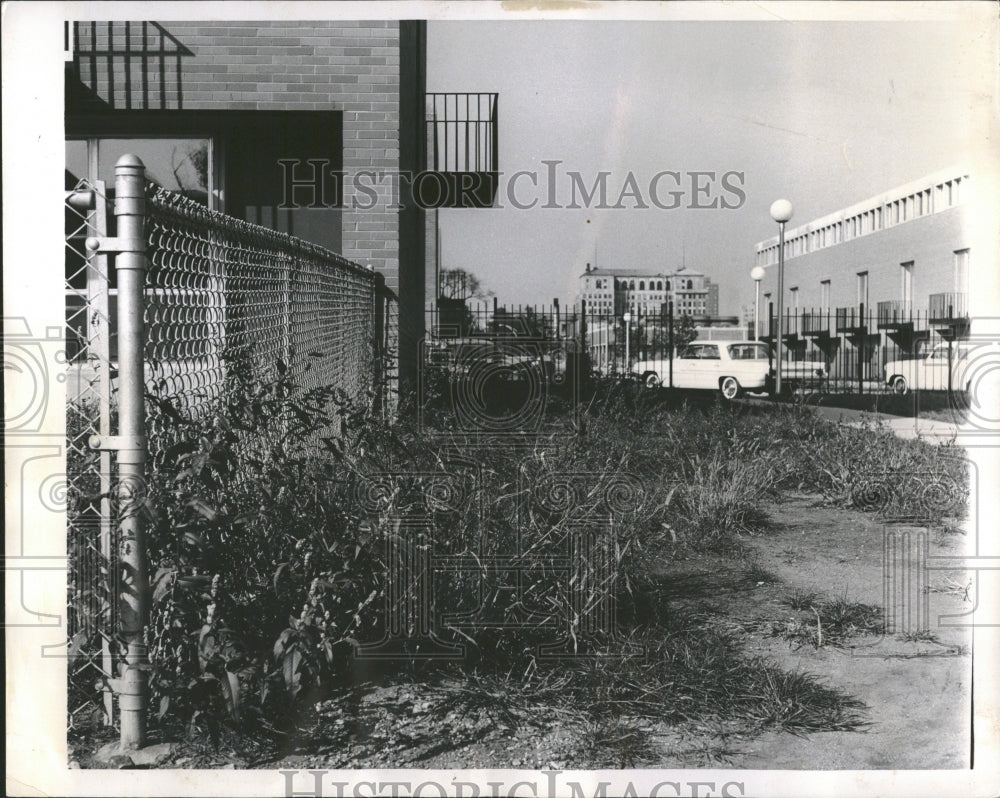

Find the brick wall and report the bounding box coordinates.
[71,20,402,288]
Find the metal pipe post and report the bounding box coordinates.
[754,280,761,340]
[624,315,630,373]
[111,154,150,749]
[775,221,786,396]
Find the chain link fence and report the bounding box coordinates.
[145,186,388,418]
[65,178,117,732]
[66,162,398,736]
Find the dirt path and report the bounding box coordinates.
[718,494,971,769]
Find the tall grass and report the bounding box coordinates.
[68,370,966,747]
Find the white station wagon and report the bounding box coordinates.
[632,341,771,399]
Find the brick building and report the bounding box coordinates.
[577,265,719,318]
[64,20,497,390]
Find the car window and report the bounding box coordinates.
[727,343,767,360]
[701,345,720,360]
[678,345,699,359]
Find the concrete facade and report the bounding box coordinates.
[753,168,970,318]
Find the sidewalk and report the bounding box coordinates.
[807,404,962,442]
[739,396,964,442]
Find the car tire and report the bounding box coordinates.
[891,375,909,395]
[719,376,740,400]
[643,371,662,389]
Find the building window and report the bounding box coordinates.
[954,249,969,294]
[789,287,799,312]
[68,137,215,207]
[857,271,869,309]
[820,280,831,311]
[639,281,644,291]
[900,261,913,304]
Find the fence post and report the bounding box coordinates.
[372,271,386,417]
[857,302,866,395]
[668,300,674,388]
[107,155,151,750]
[947,337,954,396]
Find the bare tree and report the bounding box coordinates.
[439,268,493,302]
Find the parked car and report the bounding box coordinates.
[424,334,567,385]
[884,341,974,394]
[768,353,829,392]
[632,341,772,399]
[633,341,828,399]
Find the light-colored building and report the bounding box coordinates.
[751,166,971,381]
[753,166,970,330]
[577,265,718,317]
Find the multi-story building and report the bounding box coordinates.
[577,265,718,318]
[753,167,969,331]
[751,166,970,380]
[64,20,498,390]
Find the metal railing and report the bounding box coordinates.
[66,155,398,748]
[877,300,914,327]
[801,310,832,335]
[426,93,499,174]
[835,306,865,332]
[929,292,968,322]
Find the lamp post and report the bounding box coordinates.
[769,199,793,396]
[750,265,766,340]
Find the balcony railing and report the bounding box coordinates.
[427,92,498,173]
[835,306,866,332]
[802,311,832,335]
[424,93,499,208]
[877,300,913,327]
[929,292,967,322]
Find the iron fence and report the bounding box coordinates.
[425,299,971,397]
[66,155,398,745]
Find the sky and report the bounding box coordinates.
[426,16,997,315]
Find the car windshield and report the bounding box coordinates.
[727,343,769,360]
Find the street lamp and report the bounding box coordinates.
[769,199,793,396]
[750,265,766,340]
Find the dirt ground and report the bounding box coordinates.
[709,494,971,769]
